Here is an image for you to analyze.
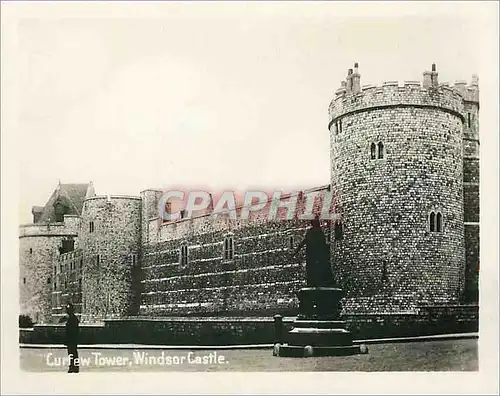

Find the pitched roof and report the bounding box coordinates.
[36,182,94,223]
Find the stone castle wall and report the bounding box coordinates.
[140,187,331,316]
[141,221,308,316]
[52,249,84,322]
[329,79,466,305]
[19,217,79,323]
[462,83,480,303]
[20,65,480,323]
[79,196,142,322]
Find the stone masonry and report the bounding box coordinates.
[79,196,142,322]
[19,64,479,324]
[329,66,466,307]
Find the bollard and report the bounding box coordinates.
[304,345,314,357]
[273,314,284,345]
[273,343,281,357]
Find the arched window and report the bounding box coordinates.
[429,211,443,233]
[288,235,294,250]
[436,212,443,232]
[429,212,436,232]
[179,243,189,266]
[370,143,377,160]
[377,142,384,159]
[223,235,235,260]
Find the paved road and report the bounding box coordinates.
[20,339,478,372]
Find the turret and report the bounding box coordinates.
[329,63,466,307]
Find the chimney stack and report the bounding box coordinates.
[346,68,353,92]
[431,63,439,87]
[471,74,479,87]
[423,63,438,88]
[351,62,361,94]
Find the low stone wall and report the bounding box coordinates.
[345,304,479,340]
[19,328,34,344]
[20,305,478,345]
[21,323,106,345]
[103,317,291,346]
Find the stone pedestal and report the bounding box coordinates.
[275,287,368,357]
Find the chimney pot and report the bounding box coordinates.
[432,63,436,72]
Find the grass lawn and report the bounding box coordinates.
[20,338,478,372]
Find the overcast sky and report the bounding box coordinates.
[4,2,489,223]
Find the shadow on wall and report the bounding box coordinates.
[19,314,35,329]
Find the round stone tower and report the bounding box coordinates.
[79,195,142,321]
[328,63,466,306]
[19,221,78,323]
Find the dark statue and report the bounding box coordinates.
[276,218,368,357]
[292,218,335,287]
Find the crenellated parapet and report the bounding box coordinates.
[329,63,478,128]
[57,249,83,262]
[329,81,465,130]
[453,76,479,104]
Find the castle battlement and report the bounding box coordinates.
[329,63,478,126]
[19,222,78,238]
[57,249,82,262]
[329,81,465,126]
[84,194,141,203]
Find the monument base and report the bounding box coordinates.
[274,287,368,358]
[275,344,365,357]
